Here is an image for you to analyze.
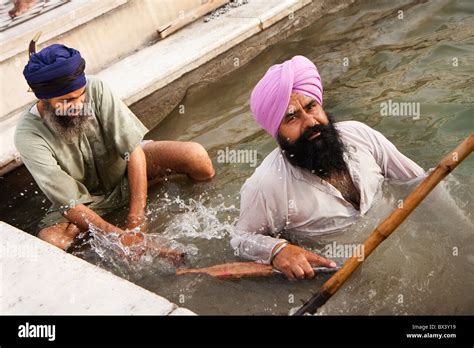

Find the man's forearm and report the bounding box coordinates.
[64,204,149,247]
[63,204,124,234]
[127,145,148,222]
[230,229,287,264]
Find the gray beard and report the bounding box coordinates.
[42,102,92,142]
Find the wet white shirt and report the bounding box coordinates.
[231,121,425,264]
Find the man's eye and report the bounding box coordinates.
[307,103,315,110]
[288,114,296,122]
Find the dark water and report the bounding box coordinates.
[2,0,473,314]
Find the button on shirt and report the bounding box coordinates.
[231,121,425,264]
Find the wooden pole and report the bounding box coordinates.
[294,133,474,315]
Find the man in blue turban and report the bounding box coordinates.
[16,43,215,255]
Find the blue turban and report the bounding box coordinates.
[23,44,86,99]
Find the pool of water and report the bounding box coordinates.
[89,0,473,315]
[2,0,473,315]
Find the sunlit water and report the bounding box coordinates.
[2,0,473,314]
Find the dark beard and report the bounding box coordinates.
[42,102,91,142]
[277,114,347,179]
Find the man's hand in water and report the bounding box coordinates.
[118,230,185,266]
[126,213,148,233]
[118,230,144,246]
[271,244,336,280]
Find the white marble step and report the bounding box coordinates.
[0,221,195,315]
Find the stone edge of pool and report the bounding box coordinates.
[0,221,195,315]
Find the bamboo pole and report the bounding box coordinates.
[294,133,474,315]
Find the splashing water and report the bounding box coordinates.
[72,193,240,281]
[72,225,189,281]
[156,195,239,240]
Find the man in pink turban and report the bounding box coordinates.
[231,55,425,280]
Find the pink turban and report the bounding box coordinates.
[250,55,323,137]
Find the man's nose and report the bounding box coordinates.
[301,111,318,130]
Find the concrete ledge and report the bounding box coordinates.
[0,0,128,62]
[98,0,309,105]
[0,221,195,315]
[227,0,311,29]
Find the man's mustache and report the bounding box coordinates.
[299,124,330,142]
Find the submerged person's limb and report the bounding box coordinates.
[126,145,148,231]
[143,141,215,182]
[37,222,82,250]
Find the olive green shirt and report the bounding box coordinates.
[14,76,149,229]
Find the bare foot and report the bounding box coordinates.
[9,0,37,19]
